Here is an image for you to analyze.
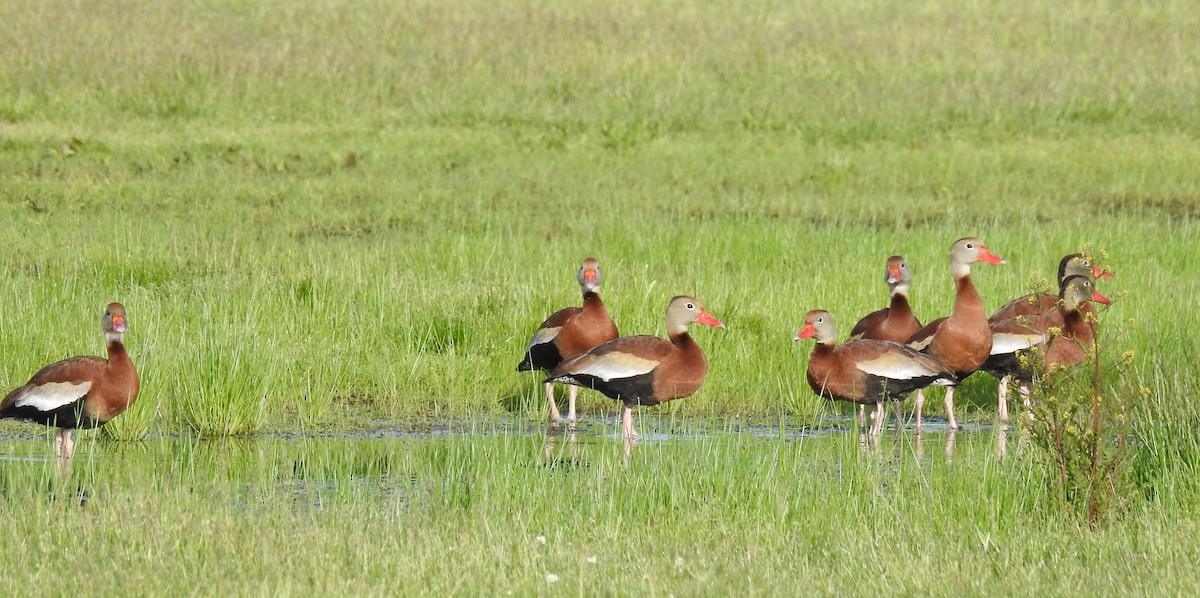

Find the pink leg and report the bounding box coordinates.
[1019,382,1034,423]
[566,384,579,423]
[544,382,563,422]
[868,403,884,437]
[998,376,1010,422]
[620,404,637,440]
[915,389,925,434]
[55,429,74,468]
[858,404,866,428]
[997,423,1008,459]
[944,387,959,431]
[54,429,65,461]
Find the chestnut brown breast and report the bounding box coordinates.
[0,341,139,429]
[1045,309,1096,370]
[909,276,991,377]
[555,292,619,358]
[850,294,922,343]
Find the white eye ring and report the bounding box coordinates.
[966,243,975,249]
[686,303,695,310]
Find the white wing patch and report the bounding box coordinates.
[990,332,1044,355]
[13,381,92,412]
[570,353,659,382]
[855,352,944,381]
[527,326,561,349]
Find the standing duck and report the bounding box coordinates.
[517,258,619,422]
[848,255,924,428]
[545,296,724,439]
[1044,275,1112,372]
[796,310,956,437]
[0,303,140,466]
[983,276,1111,419]
[989,253,1112,323]
[906,238,1005,430]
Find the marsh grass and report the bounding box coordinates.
[1,428,1197,594]
[0,0,1195,464]
[1,0,1199,591]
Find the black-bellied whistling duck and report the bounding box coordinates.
[1044,275,1111,372]
[0,303,139,466]
[796,310,956,437]
[989,253,1113,324]
[906,237,1005,430]
[517,258,619,422]
[848,255,925,428]
[982,276,1112,419]
[545,296,724,439]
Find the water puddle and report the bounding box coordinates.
[0,415,1009,510]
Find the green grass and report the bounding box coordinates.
[2,0,1200,592]
[0,427,1198,595]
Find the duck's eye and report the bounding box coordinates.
[900,262,907,269]
[686,303,695,310]
[816,317,823,323]
[966,243,975,249]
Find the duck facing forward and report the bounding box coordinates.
[517,258,620,422]
[0,303,140,466]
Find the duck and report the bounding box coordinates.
[545,296,723,439]
[848,255,925,429]
[989,253,1112,324]
[1044,276,1112,372]
[0,303,140,466]
[796,310,956,437]
[906,238,1005,430]
[517,258,619,422]
[982,276,1112,419]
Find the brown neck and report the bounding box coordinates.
[582,291,603,309]
[888,293,914,323]
[669,330,695,348]
[106,340,134,370]
[1062,308,1096,344]
[950,275,985,321]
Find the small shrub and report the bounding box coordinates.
[1024,248,1136,527]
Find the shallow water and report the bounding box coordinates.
[0,415,1007,510]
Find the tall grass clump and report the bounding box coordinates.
[173,301,280,436]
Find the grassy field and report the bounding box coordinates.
[2,425,1198,596]
[2,0,1199,593]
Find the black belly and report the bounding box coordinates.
[865,375,946,403]
[559,373,662,406]
[0,398,102,430]
[980,352,1033,382]
[517,342,565,373]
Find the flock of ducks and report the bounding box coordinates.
[519,238,1111,440]
[0,238,1111,466]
